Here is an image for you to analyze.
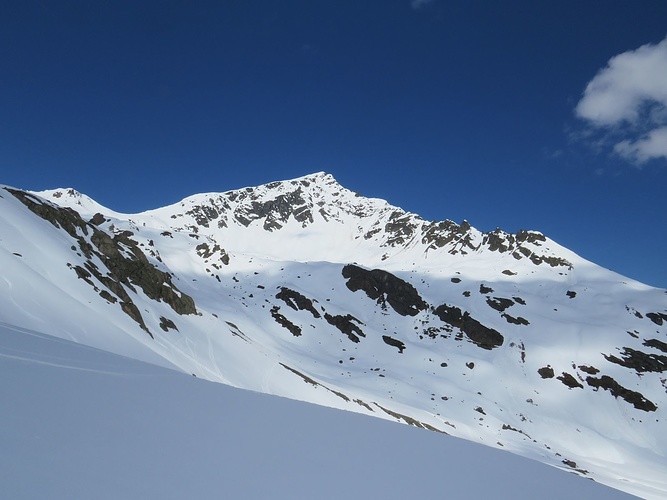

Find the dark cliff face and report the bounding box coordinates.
[342,264,428,317]
[6,188,197,337]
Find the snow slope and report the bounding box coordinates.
[0,321,633,499]
[1,172,666,497]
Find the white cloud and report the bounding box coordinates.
[411,0,434,9]
[575,36,667,164]
[614,125,667,164]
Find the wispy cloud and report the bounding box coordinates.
[575,36,667,165]
[411,0,434,10]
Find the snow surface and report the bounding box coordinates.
[1,172,666,498]
[0,322,633,499]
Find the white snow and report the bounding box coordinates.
[1,173,665,498]
[0,321,633,499]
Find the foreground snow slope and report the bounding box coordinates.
[0,322,632,499]
[1,172,665,497]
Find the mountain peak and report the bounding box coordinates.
[31,173,574,270]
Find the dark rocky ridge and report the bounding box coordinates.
[6,188,197,337]
[167,173,574,268]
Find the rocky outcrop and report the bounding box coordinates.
[433,304,504,350]
[324,313,365,343]
[586,375,657,412]
[270,306,301,337]
[7,188,197,337]
[604,347,667,373]
[342,264,427,316]
[276,287,320,318]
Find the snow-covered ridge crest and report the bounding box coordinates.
[35,172,574,270]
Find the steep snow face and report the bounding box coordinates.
[2,172,666,498]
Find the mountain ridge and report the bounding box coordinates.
[1,172,666,498]
[33,171,574,270]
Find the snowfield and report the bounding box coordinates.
[0,322,633,499]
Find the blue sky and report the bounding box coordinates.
[2,1,666,287]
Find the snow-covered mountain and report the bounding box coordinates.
[1,172,665,498]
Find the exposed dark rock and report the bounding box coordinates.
[7,188,92,253]
[8,188,197,338]
[159,316,178,332]
[501,424,531,438]
[562,459,578,469]
[528,253,572,268]
[501,269,516,276]
[99,290,117,303]
[644,338,667,353]
[604,347,667,373]
[586,375,657,412]
[374,403,444,432]
[234,189,310,230]
[71,264,95,286]
[501,313,530,325]
[384,211,417,246]
[566,290,577,299]
[486,297,514,312]
[512,296,526,305]
[450,277,461,283]
[120,301,151,337]
[279,363,318,386]
[270,306,301,337]
[186,202,221,228]
[276,287,321,318]
[90,230,197,315]
[557,372,583,389]
[485,230,509,252]
[647,312,667,326]
[433,304,504,349]
[537,366,555,378]
[421,219,469,250]
[516,230,546,245]
[577,365,599,375]
[382,335,406,353]
[342,264,427,316]
[195,242,229,265]
[90,213,106,225]
[324,313,365,343]
[479,284,494,294]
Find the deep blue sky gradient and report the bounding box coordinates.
[1,1,666,287]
